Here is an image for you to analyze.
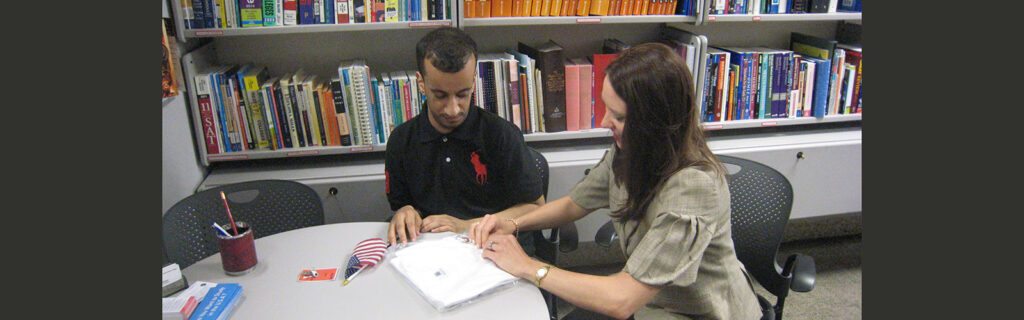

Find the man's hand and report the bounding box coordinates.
[388,205,422,245]
[420,214,471,234]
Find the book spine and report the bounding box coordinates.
[325,0,336,23]
[337,0,350,22]
[195,74,222,154]
[259,86,279,149]
[271,84,291,148]
[330,80,353,146]
[263,0,277,25]
[288,83,307,147]
[280,83,300,147]
[284,0,298,24]
[539,50,567,132]
[299,0,315,24]
[508,61,523,130]
[321,87,339,145]
[240,0,264,27]
[245,77,271,149]
[191,0,207,28]
[296,85,314,146]
[309,85,327,145]
[702,55,715,123]
[340,68,361,145]
[228,77,253,150]
[564,61,579,131]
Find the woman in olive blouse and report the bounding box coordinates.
[468,43,762,320]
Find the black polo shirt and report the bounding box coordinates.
[385,105,543,220]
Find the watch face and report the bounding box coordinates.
[537,267,548,278]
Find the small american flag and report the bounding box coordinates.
[343,237,388,285]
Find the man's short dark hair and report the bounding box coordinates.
[416,27,478,76]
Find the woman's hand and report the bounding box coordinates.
[467,214,517,249]
[481,234,543,279]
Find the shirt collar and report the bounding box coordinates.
[413,104,481,143]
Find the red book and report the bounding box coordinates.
[284,0,298,24]
[564,59,581,131]
[574,58,593,129]
[590,53,617,129]
[195,74,221,154]
[841,48,862,113]
[336,0,350,23]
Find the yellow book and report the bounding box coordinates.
[464,0,476,18]
[589,0,609,15]
[243,67,271,149]
[385,0,399,22]
[549,0,562,15]
[577,0,590,15]
[531,0,542,15]
[215,0,227,27]
[540,0,552,16]
[522,0,531,16]
[479,0,492,17]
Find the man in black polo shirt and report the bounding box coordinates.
[384,27,544,250]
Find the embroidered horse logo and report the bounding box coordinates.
[470,151,488,185]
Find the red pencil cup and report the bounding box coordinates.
[217,221,258,275]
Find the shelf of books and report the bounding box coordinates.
[459,0,702,27]
[172,0,456,41]
[185,21,453,38]
[706,12,860,22]
[703,0,862,23]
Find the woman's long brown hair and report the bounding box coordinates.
[605,42,723,222]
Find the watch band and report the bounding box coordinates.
[534,265,552,286]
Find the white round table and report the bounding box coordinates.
[181,222,549,319]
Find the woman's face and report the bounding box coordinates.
[600,77,627,149]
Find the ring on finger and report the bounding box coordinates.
[487,241,495,250]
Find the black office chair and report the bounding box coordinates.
[163,179,325,269]
[527,147,579,320]
[594,155,815,320]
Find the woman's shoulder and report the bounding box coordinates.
[647,165,728,218]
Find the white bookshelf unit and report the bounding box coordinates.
[169,0,862,240]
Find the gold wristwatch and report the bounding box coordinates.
[534,265,552,286]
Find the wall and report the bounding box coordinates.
[162,94,207,214]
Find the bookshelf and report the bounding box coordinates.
[168,0,862,252]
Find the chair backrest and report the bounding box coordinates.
[718,155,794,299]
[163,179,325,268]
[527,147,549,199]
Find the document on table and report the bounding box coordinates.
[389,233,519,311]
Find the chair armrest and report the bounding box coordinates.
[595,220,617,248]
[556,222,578,253]
[783,253,816,292]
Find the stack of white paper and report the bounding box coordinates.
[390,234,519,311]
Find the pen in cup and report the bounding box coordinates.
[212,222,231,237]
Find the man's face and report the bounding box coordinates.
[417,56,476,134]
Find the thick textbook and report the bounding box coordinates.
[188,283,242,320]
[518,40,567,132]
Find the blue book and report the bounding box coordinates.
[802,56,831,118]
[210,71,233,152]
[340,68,360,145]
[770,0,780,14]
[758,53,769,119]
[204,0,217,28]
[191,0,207,28]
[837,0,861,12]
[189,283,243,320]
[299,0,315,24]
[325,0,336,23]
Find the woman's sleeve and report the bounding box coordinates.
[622,170,722,287]
[567,149,613,210]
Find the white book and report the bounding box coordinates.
[260,77,280,149]
[405,70,421,118]
[715,0,725,14]
[285,0,298,25]
[842,64,856,113]
[534,68,545,132]
[803,61,815,117]
[376,74,394,139]
[752,0,761,14]
[276,0,284,26]
[828,0,838,13]
[779,0,788,14]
